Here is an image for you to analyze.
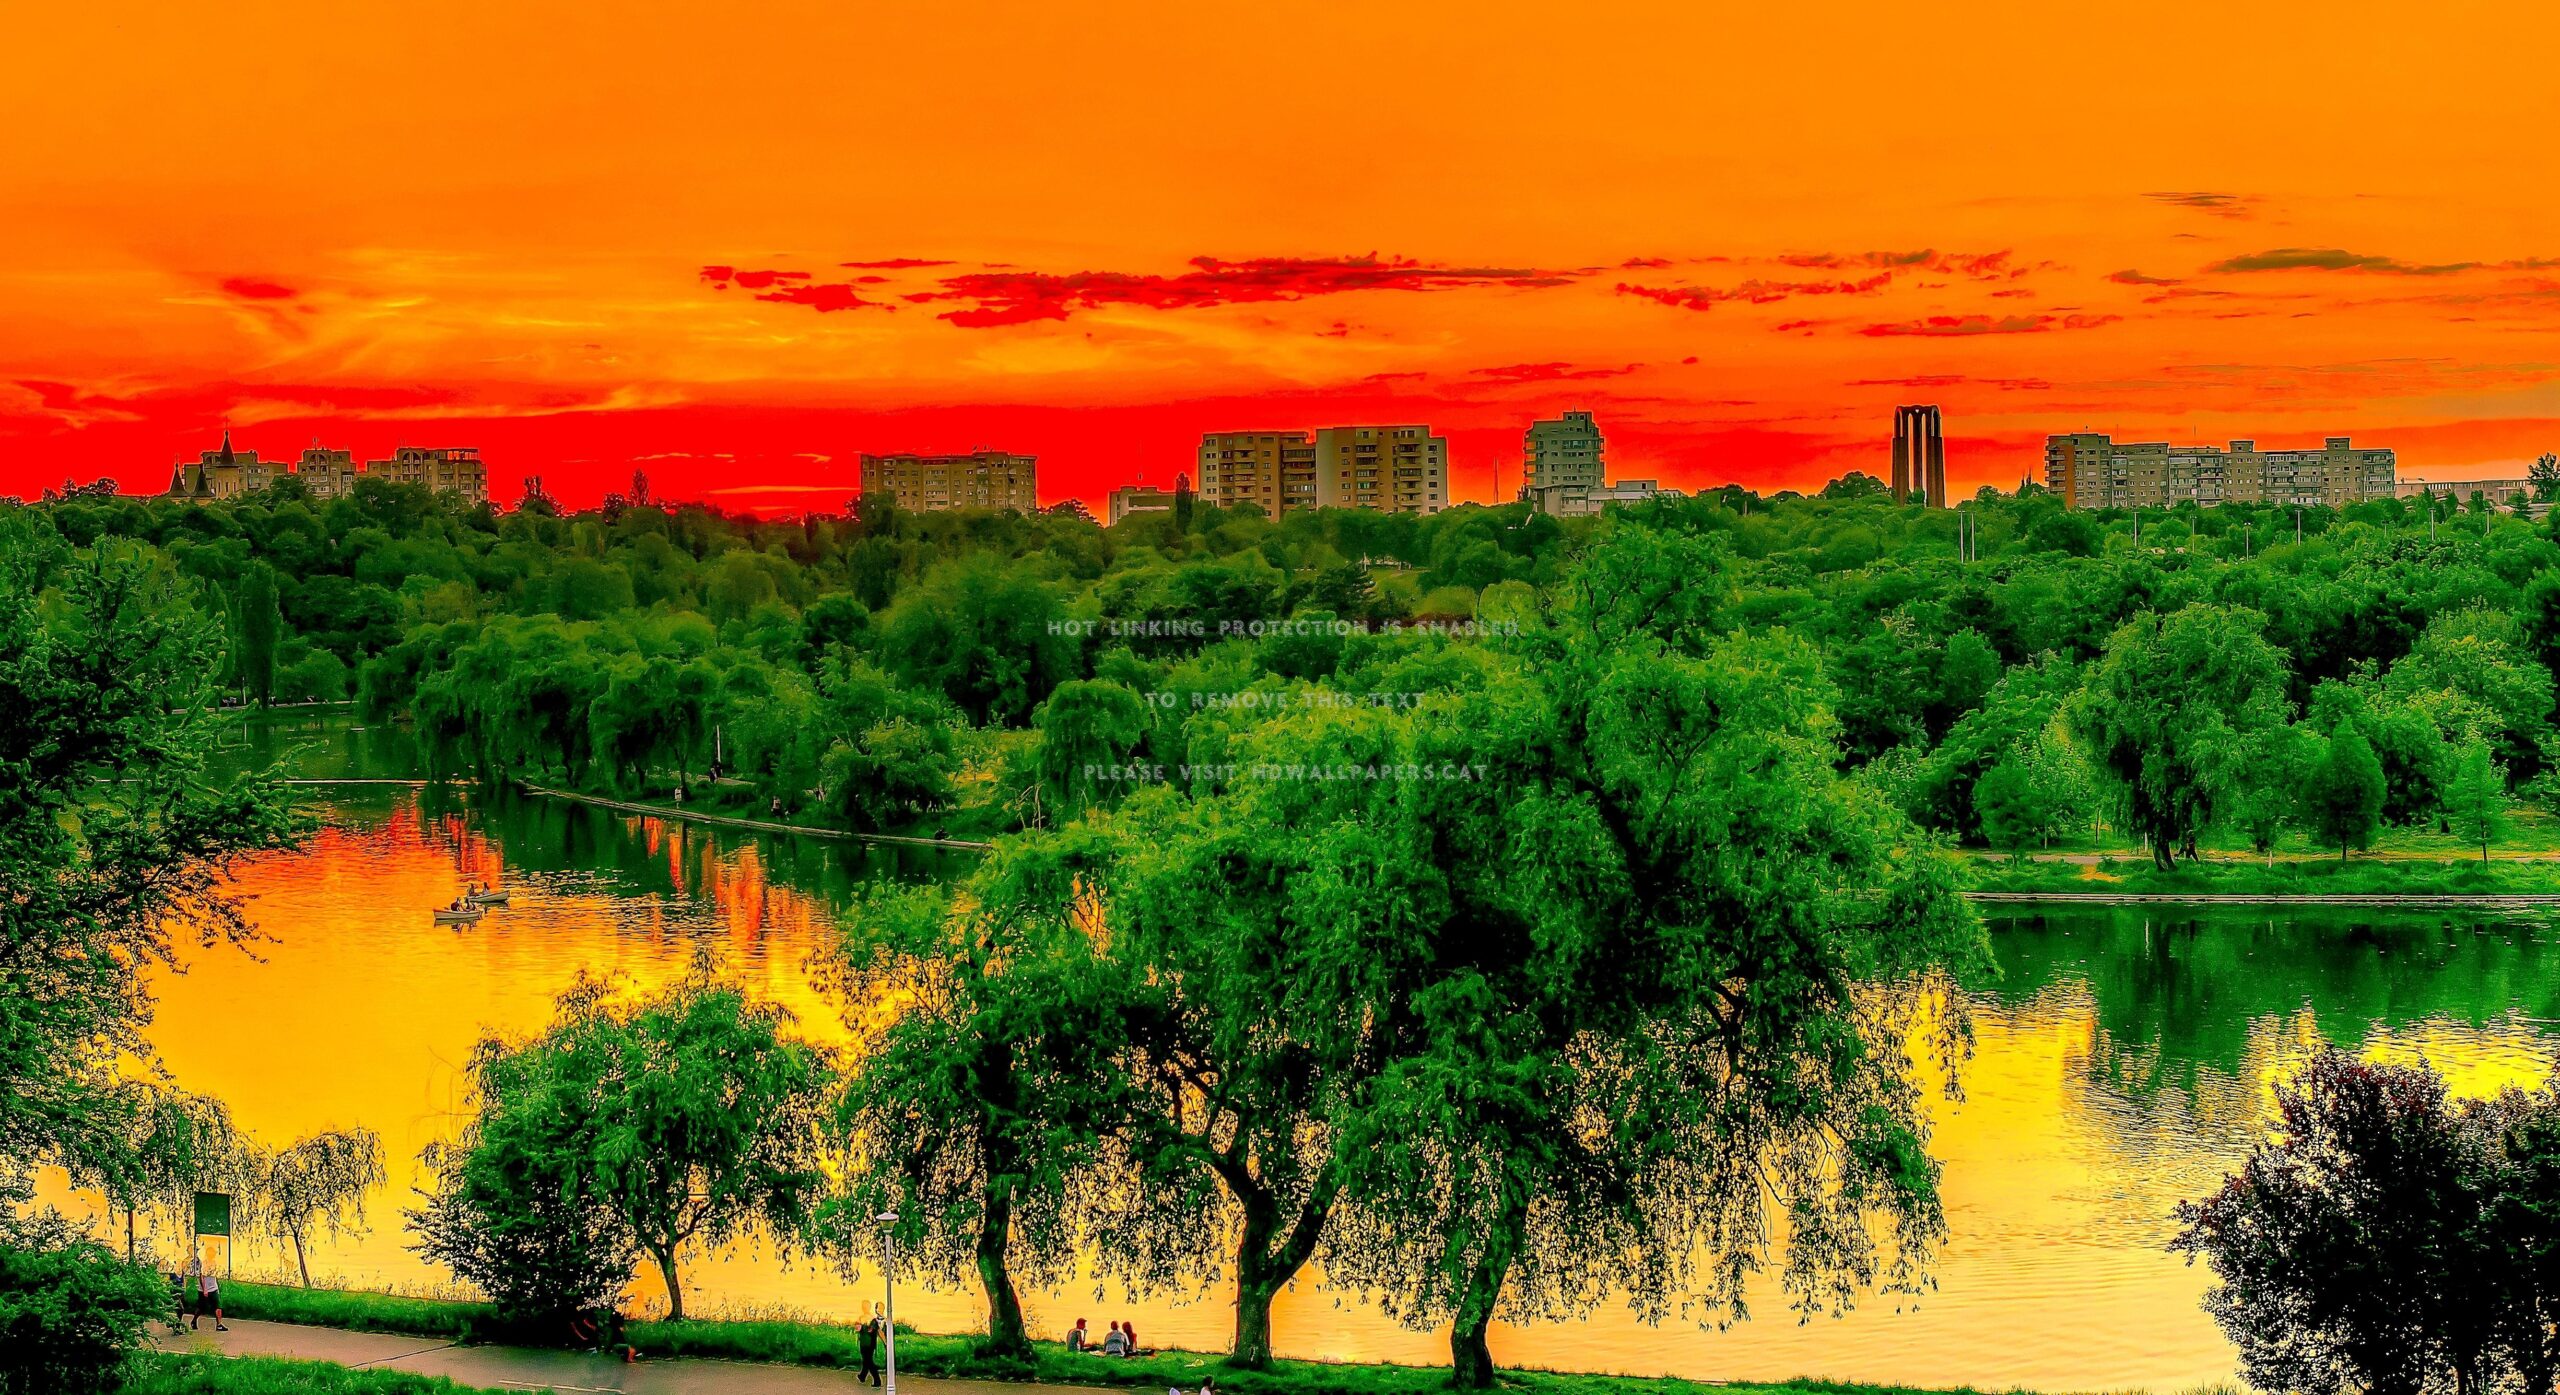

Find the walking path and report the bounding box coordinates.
[157,1319,1114,1395]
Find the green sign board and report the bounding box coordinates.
[193,1192,230,1238]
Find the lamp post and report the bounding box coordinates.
[877,1211,901,1395]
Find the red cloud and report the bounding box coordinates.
[1856,313,2120,337]
[2109,269,2181,286]
[840,258,954,269]
[220,277,298,300]
[1776,250,2014,278]
[1616,272,1893,312]
[1467,362,1642,383]
[700,266,884,312]
[1847,373,2055,391]
[909,255,1587,327]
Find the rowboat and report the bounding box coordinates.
[432,906,486,926]
[464,888,511,906]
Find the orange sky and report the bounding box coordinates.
[5,1,2558,511]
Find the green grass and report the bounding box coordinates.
[123,1353,512,1395]
[215,1281,2003,1395]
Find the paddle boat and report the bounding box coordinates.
[432,900,487,927]
[463,885,511,906]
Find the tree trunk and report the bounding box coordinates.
[1228,1196,1284,1370]
[2151,837,2175,872]
[1231,1269,1281,1371]
[1448,1186,1527,1389]
[124,1208,136,1265]
[654,1249,685,1321]
[1223,1178,1336,1370]
[292,1228,311,1288]
[974,1173,1030,1357]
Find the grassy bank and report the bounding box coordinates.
[124,1353,504,1395]
[215,1281,1994,1395]
[1969,851,2560,900]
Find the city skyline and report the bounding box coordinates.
[5,3,2557,512]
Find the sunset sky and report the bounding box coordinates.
[5,1,2557,511]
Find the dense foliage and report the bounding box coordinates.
[412,963,834,1323]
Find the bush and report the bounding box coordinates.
[0,1214,171,1395]
[275,647,350,703]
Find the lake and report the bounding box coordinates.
[70,711,2560,1392]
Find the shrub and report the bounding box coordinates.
[0,1214,171,1395]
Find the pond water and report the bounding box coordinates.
[60,712,2560,1391]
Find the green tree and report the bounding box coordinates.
[2074,605,2291,869]
[820,869,1119,1361]
[441,964,834,1321]
[2533,452,2560,504]
[1027,679,1151,822]
[2310,726,2387,858]
[254,1128,385,1288]
[2446,738,2509,865]
[0,519,301,1177]
[234,563,281,706]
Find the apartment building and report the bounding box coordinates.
[1313,425,1448,514]
[1195,431,1319,514]
[1107,482,1179,524]
[2043,434,2396,510]
[1522,411,1604,496]
[367,446,490,504]
[294,447,360,499]
[858,450,1039,513]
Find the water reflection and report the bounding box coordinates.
[53,718,2560,1391]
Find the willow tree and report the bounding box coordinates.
[429,963,834,1321]
[2074,604,2291,869]
[256,1127,386,1287]
[0,515,302,1179]
[1310,522,1983,1386]
[819,861,1123,1362]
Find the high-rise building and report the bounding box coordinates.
[367,446,490,504]
[1196,431,1319,514]
[1196,426,1446,514]
[1891,405,1948,506]
[1522,411,1604,498]
[1107,483,1178,524]
[2043,434,2396,510]
[1311,424,1447,514]
[164,432,273,499]
[858,449,1038,512]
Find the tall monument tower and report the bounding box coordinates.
[1890,405,1947,506]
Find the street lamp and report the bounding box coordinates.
[877,1211,901,1395]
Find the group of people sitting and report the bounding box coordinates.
[1063,1317,1152,1358]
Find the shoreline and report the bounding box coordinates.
[212,1281,2016,1395]
[512,781,998,851]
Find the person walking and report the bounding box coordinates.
[857,1302,885,1386]
[189,1250,227,1332]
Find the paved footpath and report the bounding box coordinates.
[155,1319,1122,1395]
